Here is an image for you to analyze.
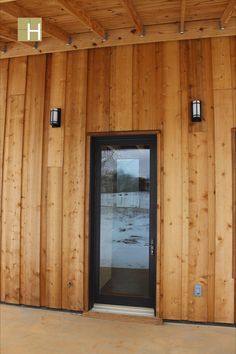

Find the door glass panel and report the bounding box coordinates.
[99,144,150,299]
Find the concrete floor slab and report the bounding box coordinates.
[0,304,235,354]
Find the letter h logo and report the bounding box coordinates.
[18,18,42,42]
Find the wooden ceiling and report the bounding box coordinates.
[0,0,235,58]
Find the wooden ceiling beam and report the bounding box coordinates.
[0,2,71,43]
[1,18,235,60]
[120,0,144,35]
[220,0,236,29]
[56,0,106,39]
[180,0,186,34]
[0,24,17,41]
[0,24,37,49]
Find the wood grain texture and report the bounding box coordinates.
[45,52,67,309]
[214,90,234,323]
[133,43,161,130]
[1,57,27,303]
[62,51,87,311]
[40,54,52,307]
[87,48,111,132]
[212,37,234,323]
[179,41,189,320]
[232,129,236,280]
[20,55,46,306]
[0,59,9,299]
[46,167,63,308]
[110,45,133,131]
[47,52,67,168]
[0,38,235,323]
[162,41,182,320]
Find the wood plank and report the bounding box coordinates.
[186,39,216,322]
[179,40,189,320]
[20,55,46,306]
[214,90,234,323]
[0,58,8,300]
[133,43,162,130]
[233,129,236,323]
[46,167,63,308]
[162,41,182,320]
[212,37,232,90]
[188,131,209,322]
[1,19,236,59]
[40,54,52,307]
[230,36,236,92]
[62,50,87,311]
[86,48,111,132]
[232,129,236,280]
[0,24,17,42]
[46,52,67,309]
[56,0,106,39]
[201,39,216,323]
[110,45,133,131]
[1,56,27,303]
[47,52,67,167]
[212,36,234,323]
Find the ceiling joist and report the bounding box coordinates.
[180,0,186,34]
[0,23,17,41]
[120,0,144,36]
[0,24,36,49]
[220,0,235,29]
[56,0,106,39]
[0,2,71,43]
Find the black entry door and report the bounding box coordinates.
[90,135,157,308]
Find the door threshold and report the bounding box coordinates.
[92,303,155,317]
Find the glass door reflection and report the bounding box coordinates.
[91,135,157,308]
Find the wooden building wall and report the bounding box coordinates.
[0,36,235,323]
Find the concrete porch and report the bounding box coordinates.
[0,304,235,354]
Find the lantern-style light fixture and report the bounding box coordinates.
[191,100,201,122]
[50,108,61,128]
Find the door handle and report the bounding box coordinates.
[150,239,155,256]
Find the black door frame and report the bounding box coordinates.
[89,134,157,309]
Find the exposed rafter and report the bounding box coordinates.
[120,0,144,35]
[0,2,71,43]
[0,24,17,41]
[56,0,106,39]
[220,0,235,29]
[180,0,186,34]
[0,24,37,49]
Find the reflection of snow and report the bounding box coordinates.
[100,199,150,269]
[101,192,149,209]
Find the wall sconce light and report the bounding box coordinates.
[50,108,61,128]
[191,100,202,122]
